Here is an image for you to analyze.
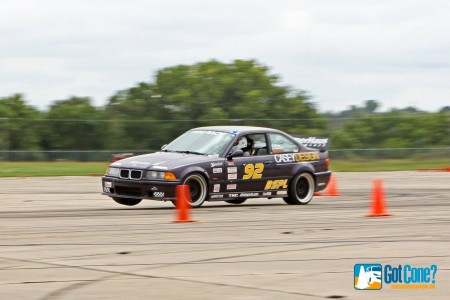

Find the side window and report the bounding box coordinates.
[230,134,268,156]
[247,134,268,156]
[268,133,299,153]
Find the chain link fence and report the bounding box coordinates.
[0,147,448,162]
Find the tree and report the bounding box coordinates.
[46,97,108,150]
[105,59,326,149]
[0,94,41,150]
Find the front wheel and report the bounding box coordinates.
[182,174,208,208]
[113,197,142,206]
[284,173,315,205]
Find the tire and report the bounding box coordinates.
[284,172,315,205]
[182,173,208,208]
[225,198,247,205]
[113,197,142,206]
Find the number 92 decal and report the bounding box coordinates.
[243,163,264,179]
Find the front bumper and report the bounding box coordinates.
[101,176,181,200]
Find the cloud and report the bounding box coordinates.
[1,0,449,111]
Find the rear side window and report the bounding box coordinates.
[268,133,299,153]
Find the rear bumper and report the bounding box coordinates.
[101,176,180,200]
[315,171,332,191]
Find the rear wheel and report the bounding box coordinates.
[113,197,142,206]
[225,198,247,205]
[284,173,315,205]
[182,174,208,208]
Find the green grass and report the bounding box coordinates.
[330,159,450,172]
[0,162,109,177]
[0,159,448,177]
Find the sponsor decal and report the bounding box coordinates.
[227,184,237,190]
[227,167,237,173]
[213,168,223,173]
[228,173,237,180]
[354,264,437,290]
[243,163,264,179]
[191,130,222,135]
[295,137,329,148]
[104,187,111,193]
[211,162,223,167]
[228,161,235,166]
[210,194,224,199]
[277,191,287,195]
[264,179,288,190]
[104,181,112,188]
[213,184,220,193]
[228,193,239,197]
[153,192,165,198]
[262,191,272,196]
[274,152,320,163]
[239,192,259,197]
[150,186,158,191]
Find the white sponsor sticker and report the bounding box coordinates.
[228,173,237,180]
[211,162,223,167]
[227,167,237,173]
[104,181,112,188]
[153,192,165,197]
[228,193,239,197]
[227,184,237,190]
[213,168,223,174]
[239,193,259,197]
[210,194,224,199]
[262,192,272,196]
[277,191,288,195]
[213,184,220,193]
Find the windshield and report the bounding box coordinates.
[164,130,236,156]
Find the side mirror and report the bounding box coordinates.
[161,144,167,150]
[227,150,244,160]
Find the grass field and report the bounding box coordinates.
[0,159,449,177]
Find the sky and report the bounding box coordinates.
[1,0,449,112]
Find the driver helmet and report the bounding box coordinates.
[237,137,248,149]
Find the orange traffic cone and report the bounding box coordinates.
[320,174,340,196]
[366,179,391,217]
[173,185,195,223]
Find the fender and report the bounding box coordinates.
[178,166,210,182]
[291,162,315,178]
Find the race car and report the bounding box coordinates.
[101,126,331,207]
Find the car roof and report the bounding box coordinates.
[192,126,283,135]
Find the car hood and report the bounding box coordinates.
[109,152,221,170]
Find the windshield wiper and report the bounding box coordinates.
[164,149,205,155]
[180,150,205,155]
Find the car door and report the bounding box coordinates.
[225,133,277,195]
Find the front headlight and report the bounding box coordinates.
[107,167,120,177]
[145,171,166,180]
[145,171,177,180]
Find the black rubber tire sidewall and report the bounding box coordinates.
[284,172,315,205]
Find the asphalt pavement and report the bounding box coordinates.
[0,171,449,299]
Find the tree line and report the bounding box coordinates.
[0,60,449,153]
